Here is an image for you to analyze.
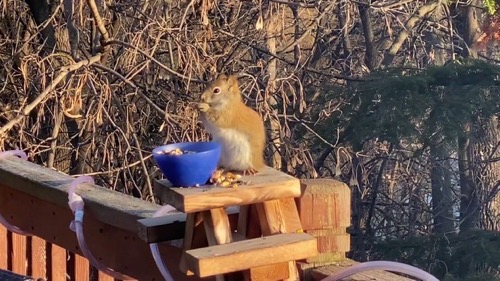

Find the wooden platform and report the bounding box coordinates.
[185,233,317,277]
[155,166,318,280]
[155,166,301,212]
[311,260,416,281]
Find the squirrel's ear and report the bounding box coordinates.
[217,74,228,80]
[226,75,239,86]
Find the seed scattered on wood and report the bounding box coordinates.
[210,170,247,188]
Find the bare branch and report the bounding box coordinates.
[63,0,79,57]
[381,0,442,66]
[105,39,207,83]
[86,0,110,43]
[0,54,102,137]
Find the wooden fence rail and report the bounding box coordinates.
[0,155,201,281]
[0,224,120,281]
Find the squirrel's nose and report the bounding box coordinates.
[201,92,208,102]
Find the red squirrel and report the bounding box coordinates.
[197,74,266,175]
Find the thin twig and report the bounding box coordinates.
[105,39,207,83]
[47,104,64,168]
[75,156,152,176]
[269,0,316,8]
[86,0,110,42]
[278,0,337,55]
[64,0,79,57]
[128,116,154,202]
[0,54,102,137]
[92,63,188,121]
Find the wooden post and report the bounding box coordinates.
[202,208,233,281]
[74,254,90,281]
[0,225,6,268]
[295,179,351,279]
[31,236,47,279]
[51,244,67,281]
[12,232,27,275]
[254,198,304,281]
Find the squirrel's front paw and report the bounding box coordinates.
[197,102,210,112]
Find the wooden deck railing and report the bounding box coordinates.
[1,225,117,280]
[0,155,210,281]
[0,154,352,281]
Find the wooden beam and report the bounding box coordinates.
[202,208,234,281]
[136,213,188,243]
[51,244,67,281]
[184,233,318,278]
[74,254,90,281]
[254,198,304,281]
[31,236,47,279]
[155,166,301,213]
[137,207,240,243]
[0,156,159,233]
[179,213,208,276]
[0,224,6,268]
[11,232,27,275]
[202,208,233,246]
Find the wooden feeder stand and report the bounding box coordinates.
[151,167,319,281]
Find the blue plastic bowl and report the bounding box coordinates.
[152,141,221,187]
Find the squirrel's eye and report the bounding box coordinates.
[213,87,221,95]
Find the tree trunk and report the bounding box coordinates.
[426,4,455,235]
[430,143,455,234]
[472,116,500,231]
[24,0,56,53]
[357,1,376,70]
[337,0,352,75]
[350,153,367,261]
[450,0,481,58]
[365,157,387,243]
[458,125,480,231]
[265,2,282,170]
[454,0,491,233]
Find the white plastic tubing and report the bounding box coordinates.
[67,175,133,280]
[1,150,441,281]
[320,261,440,281]
[149,204,177,281]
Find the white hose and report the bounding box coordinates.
[0,150,32,236]
[320,261,440,281]
[149,204,177,281]
[68,176,132,280]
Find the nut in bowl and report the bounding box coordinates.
[152,142,221,187]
